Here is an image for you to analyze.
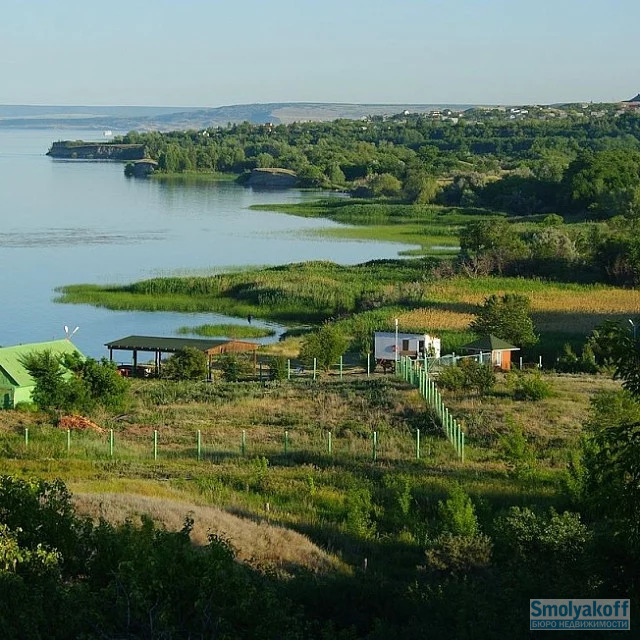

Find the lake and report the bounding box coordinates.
[0,129,409,358]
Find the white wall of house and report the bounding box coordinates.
[374,332,441,360]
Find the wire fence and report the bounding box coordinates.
[396,355,465,462]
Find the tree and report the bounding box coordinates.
[563,150,640,217]
[67,356,129,411]
[367,173,402,198]
[20,351,129,414]
[587,320,640,395]
[162,347,208,381]
[218,354,250,382]
[403,169,439,204]
[470,294,538,347]
[19,351,70,412]
[575,391,640,544]
[299,324,348,371]
[460,219,529,274]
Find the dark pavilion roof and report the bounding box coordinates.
[105,335,231,353]
[461,334,519,352]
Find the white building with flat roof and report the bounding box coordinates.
[374,332,441,361]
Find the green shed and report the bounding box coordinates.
[0,340,82,409]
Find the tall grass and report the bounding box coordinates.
[176,324,275,338]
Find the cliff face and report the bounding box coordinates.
[47,141,145,161]
[246,168,298,188]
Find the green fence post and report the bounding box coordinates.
[313,358,317,381]
[461,432,465,463]
[197,429,202,461]
[153,430,158,461]
[416,428,420,460]
[110,429,114,457]
[67,428,71,454]
[339,355,343,379]
[327,431,332,455]
[367,352,371,377]
[453,420,458,453]
[241,429,246,457]
[24,427,29,448]
[287,359,291,380]
[372,431,378,462]
[284,430,288,456]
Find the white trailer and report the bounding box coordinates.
[374,331,441,362]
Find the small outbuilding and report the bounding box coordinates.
[0,340,82,409]
[461,334,519,371]
[374,331,441,361]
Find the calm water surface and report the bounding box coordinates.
[0,129,409,358]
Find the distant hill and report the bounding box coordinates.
[0,102,475,132]
[626,94,640,102]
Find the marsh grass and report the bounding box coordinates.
[252,199,495,255]
[176,323,276,338]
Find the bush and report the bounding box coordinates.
[218,354,250,382]
[437,484,478,538]
[498,416,536,477]
[437,360,495,396]
[162,347,208,381]
[510,370,552,401]
[436,365,466,391]
[299,324,348,371]
[424,533,493,574]
[268,356,288,381]
[20,351,129,414]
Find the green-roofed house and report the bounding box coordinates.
[0,340,82,409]
[461,335,520,371]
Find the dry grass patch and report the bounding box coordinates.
[74,492,347,576]
[397,308,475,331]
[424,279,640,334]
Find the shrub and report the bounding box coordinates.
[493,507,590,565]
[424,533,493,574]
[268,356,288,381]
[437,484,478,538]
[343,488,376,540]
[498,416,536,477]
[218,354,250,382]
[510,370,552,401]
[437,360,495,396]
[299,324,348,371]
[436,365,466,391]
[162,347,208,381]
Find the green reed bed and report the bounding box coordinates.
[176,323,276,338]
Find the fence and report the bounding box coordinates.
[12,424,450,465]
[396,355,465,462]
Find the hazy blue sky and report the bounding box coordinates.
[1,0,638,106]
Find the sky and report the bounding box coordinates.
[1,0,638,107]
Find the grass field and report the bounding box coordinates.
[0,373,616,535]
